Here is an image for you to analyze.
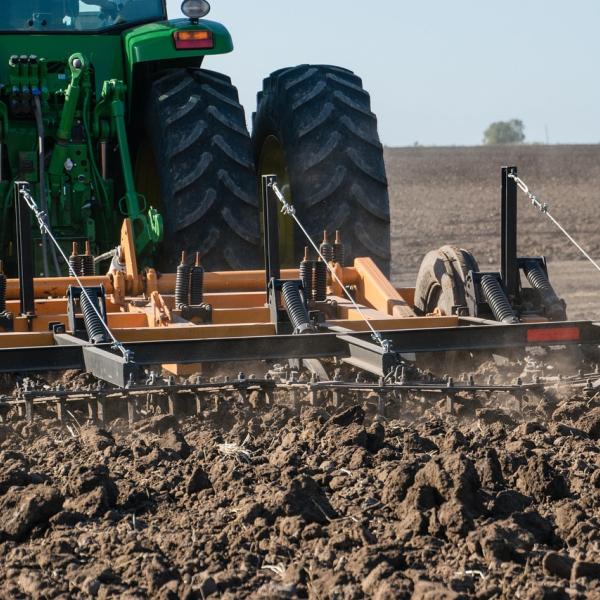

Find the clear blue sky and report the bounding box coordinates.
[167,0,600,147]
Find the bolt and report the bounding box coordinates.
[72,57,83,69]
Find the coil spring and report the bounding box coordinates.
[69,256,82,277]
[175,252,191,308]
[313,260,327,302]
[480,275,519,324]
[333,231,345,266]
[299,259,315,300]
[81,290,109,344]
[0,272,6,313]
[281,281,313,334]
[81,242,96,276]
[320,231,334,263]
[524,262,565,320]
[190,266,204,306]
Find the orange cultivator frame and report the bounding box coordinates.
[0,173,598,387]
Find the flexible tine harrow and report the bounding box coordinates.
[5,366,598,426]
[1,373,552,425]
[0,167,600,424]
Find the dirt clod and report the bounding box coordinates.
[0,369,599,598]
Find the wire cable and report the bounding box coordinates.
[508,173,600,276]
[269,181,390,351]
[18,185,130,361]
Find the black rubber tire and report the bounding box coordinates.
[414,246,486,376]
[414,246,479,316]
[144,68,261,271]
[252,65,391,275]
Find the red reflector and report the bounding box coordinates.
[174,30,214,50]
[527,327,580,343]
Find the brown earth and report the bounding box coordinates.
[0,372,599,599]
[387,144,600,319]
[1,145,600,599]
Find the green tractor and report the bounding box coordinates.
[0,0,391,276]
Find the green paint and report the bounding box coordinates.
[0,12,232,274]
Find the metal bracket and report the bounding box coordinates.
[0,311,13,332]
[337,333,403,377]
[262,174,281,286]
[181,303,213,324]
[501,166,519,301]
[54,333,138,388]
[14,181,35,316]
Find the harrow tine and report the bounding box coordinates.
[127,397,138,425]
[56,398,66,424]
[87,399,97,423]
[25,398,34,423]
[96,397,107,427]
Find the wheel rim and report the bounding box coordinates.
[258,135,295,266]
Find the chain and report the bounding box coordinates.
[269,181,390,351]
[508,173,600,276]
[18,185,131,361]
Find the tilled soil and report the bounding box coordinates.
[1,144,599,599]
[386,144,600,278]
[0,380,599,599]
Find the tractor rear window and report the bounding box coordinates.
[0,1,166,32]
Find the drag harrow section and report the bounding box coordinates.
[1,370,554,426]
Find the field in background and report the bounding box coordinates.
[385,144,600,319]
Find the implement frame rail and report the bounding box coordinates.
[0,319,598,385]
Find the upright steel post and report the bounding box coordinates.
[501,166,519,300]
[14,181,35,316]
[262,174,281,286]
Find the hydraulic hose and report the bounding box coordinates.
[33,95,60,276]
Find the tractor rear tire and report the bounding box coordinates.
[144,68,260,271]
[252,65,391,275]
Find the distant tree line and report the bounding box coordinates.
[483,119,525,145]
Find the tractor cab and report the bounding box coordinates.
[0,0,167,32]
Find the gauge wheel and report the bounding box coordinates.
[414,245,479,316]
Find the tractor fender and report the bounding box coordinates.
[122,18,233,83]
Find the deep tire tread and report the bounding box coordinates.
[252,64,390,274]
[146,68,260,270]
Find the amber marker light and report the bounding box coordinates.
[174,30,214,50]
